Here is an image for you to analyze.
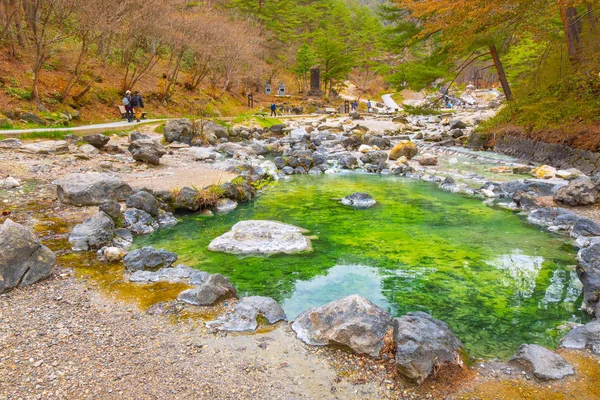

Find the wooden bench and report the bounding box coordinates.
[117,105,148,120]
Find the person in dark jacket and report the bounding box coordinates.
[130,91,145,122]
[270,103,277,117]
[123,90,133,122]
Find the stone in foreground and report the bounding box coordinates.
[178,274,237,306]
[291,294,393,357]
[21,140,69,155]
[389,141,418,160]
[128,139,167,165]
[0,219,56,293]
[206,296,287,332]
[510,344,574,380]
[208,220,312,255]
[123,246,178,272]
[559,320,600,354]
[341,192,377,209]
[54,172,132,206]
[394,312,466,384]
[68,212,115,252]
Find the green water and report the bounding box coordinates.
[135,174,589,359]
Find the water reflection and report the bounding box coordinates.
[489,250,543,298]
[539,269,583,308]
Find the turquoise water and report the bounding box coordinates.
[135,174,589,359]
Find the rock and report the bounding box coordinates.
[126,191,159,217]
[99,201,121,220]
[274,157,286,169]
[571,218,600,238]
[360,151,388,165]
[78,144,99,155]
[418,155,438,166]
[0,176,20,189]
[101,247,127,263]
[129,132,150,142]
[532,165,557,179]
[20,112,45,125]
[178,274,237,306]
[0,138,23,149]
[439,177,459,192]
[489,166,512,173]
[0,219,56,293]
[129,264,208,283]
[509,344,574,380]
[559,320,600,354]
[358,144,374,153]
[576,243,600,315]
[214,198,238,214]
[68,212,115,252]
[449,119,467,129]
[122,209,159,236]
[208,220,312,255]
[389,141,418,160]
[450,129,464,138]
[394,312,466,384]
[216,142,243,156]
[556,168,585,180]
[186,147,221,161]
[513,165,533,174]
[270,124,286,133]
[349,111,363,120]
[260,160,279,180]
[113,228,133,249]
[341,192,377,209]
[291,295,393,357]
[164,118,194,144]
[395,156,409,166]
[173,186,200,211]
[128,139,167,165]
[281,166,294,175]
[554,178,598,206]
[21,140,69,155]
[367,136,391,150]
[203,121,228,139]
[123,246,177,271]
[157,212,178,228]
[54,172,132,206]
[83,133,110,149]
[338,154,358,169]
[206,296,287,332]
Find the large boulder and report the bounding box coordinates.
[341,192,377,209]
[55,172,132,206]
[576,243,600,315]
[394,312,466,384]
[0,138,23,149]
[128,139,167,165]
[389,141,418,160]
[559,320,600,354]
[173,186,200,211]
[122,209,159,236]
[203,121,228,139]
[164,118,194,144]
[83,133,110,149]
[509,344,574,381]
[123,246,177,271]
[0,219,56,293]
[206,296,287,332]
[208,220,312,255]
[532,165,557,179]
[554,178,598,206]
[68,211,115,252]
[178,274,237,306]
[360,151,388,165]
[126,191,159,217]
[21,140,69,155]
[291,294,394,358]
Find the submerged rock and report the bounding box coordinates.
[208,220,312,255]
[341,192,377,209]
[68,212,115,252]
[206,296,287,332]
[291,294,394,357]
[0,219,56,293]
[394,312,466,384]
[178,274,237,306]
[123,247,177,271]
[214,198,238,214]
[509,344,574,380]
[54,172,132,206]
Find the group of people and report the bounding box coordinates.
[351,100,374,113]
[122,90,144,123]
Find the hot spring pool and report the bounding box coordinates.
[134,174,589,359]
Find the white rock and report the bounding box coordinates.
[1,177,21,189]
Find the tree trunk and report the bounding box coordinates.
[489,44,512,101]
[560,6,582,63]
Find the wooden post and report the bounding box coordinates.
[489,44,512,101]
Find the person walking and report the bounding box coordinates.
[367,100,372,113]
[122,90,133,123]
[352,100,358,112]
[130,91,144,122]
[270,102,277,117]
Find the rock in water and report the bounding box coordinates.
[123,247,177,271]
[554,178,598,206]
[206,296,287,332]
[291,294,394,357]
[208,220,312,255]
[128,139,167,165]
[122,209,159,236]
[559,320,600,354]
[178,274,237,306]
[389,141,418,160]
[510,344,574,380]
[341,193,377,209]
[214,198,238,214]
[68,212,115,252]
[126,191,159,217]
[54,172,132,206]
[394,312,466,384]
[0,219,56,293]
[83,133,110,149]
[576,243,600,315]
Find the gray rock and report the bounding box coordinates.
[509,344,575,380]
[203,121,228,139]
[338,154,358,169]
[68,211,115,252]
[129,132,151,142]
[164,118,194,144]
[0,219,56,293]
[55,172,132,206]
[559,320,600,354]
[21,140,69,155]
[186,147,220,161]
[281,166,294,175]
[126,191,159,217]
[571,218,600,238]
[360,151,388,165]
[216,142,243,156]
[178,274,237,306]
[214,198,238,214]
[0,138,23,149]
[113,228,133,249]
[554,178,598,206]
[208,220,312,255]
[394,312,466,384]
[83,133,110,149]
[123,246,177,271]
[418,156,438,166]
[576,243,600,315]
[99,201,121,220]
[206,296,287,332]
[270,124,286,133]
[21,112,45,125]
[527,208,579,229]
[1,177,20,189]
[157,212,178,228]
[449,119,467,129]
[173,186,200,211]
[291,294,393,358]
[129,264,208,284]
[78,143,99,155]
[122,209,159,236]
[439,177,458,192]
[341,192,377,209]
[274,157,286,169]
[128,139,167,165]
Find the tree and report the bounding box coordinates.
[313,30,355,95]
[293,43,315,93]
